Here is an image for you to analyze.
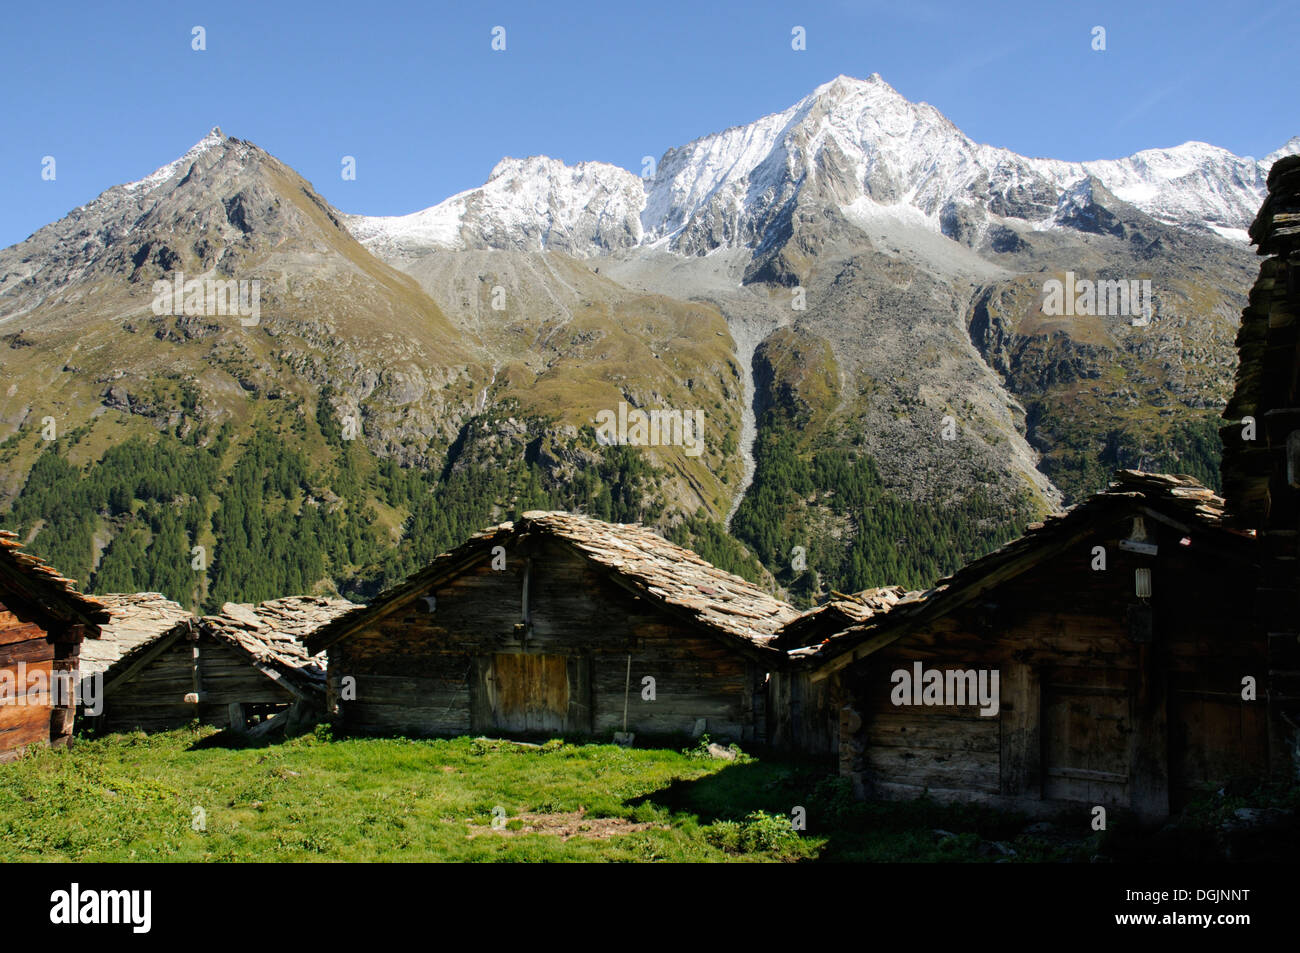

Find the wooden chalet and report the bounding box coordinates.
[1220,152,1300,773]
[305,511,798,742]
[788,472,1268,821]
[95,597,354,736]
[0,530,110,761]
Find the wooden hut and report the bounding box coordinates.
[0,530,110,761]
[96,596,354,736]
[305,511,798,742]
[790,472,1268,821]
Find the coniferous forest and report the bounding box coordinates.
[0,385,1035,613]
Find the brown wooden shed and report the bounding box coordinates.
[305,511,797,742]
[0,530,109,762]
[96,597,354,736]
[790,472,1271,821]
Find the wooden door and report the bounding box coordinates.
[1042,667,1133,806]
[491,653,569,734]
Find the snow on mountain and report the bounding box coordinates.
[1076,141,1271,235]
[344,75,1296,257]
[1265,136,1300,167]
[638,74,1290,252]
[347,155,646,257]
[122,126,228,194]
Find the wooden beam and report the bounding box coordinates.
[810,628,909,683]
[247,661,307,700]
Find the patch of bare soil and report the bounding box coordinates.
[468,808,666,840]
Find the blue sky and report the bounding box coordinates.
[0,0,1294,249]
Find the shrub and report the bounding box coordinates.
[706,810,807,858]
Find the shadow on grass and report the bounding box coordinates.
[185,727,301,751]
[632,752,833,823]
[636,756,1300,862]
[630,755,1093,862]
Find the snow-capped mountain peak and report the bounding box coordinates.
[122,126,227,194]
[346,77,1296,258]
[1265,136,1300,167]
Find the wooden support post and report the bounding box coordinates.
[839,699,865,798]
[190,631,203,698]
[1129,642,1170,821]
[564,654,592,734]
[1000,662,1041,797]
[520,557,532,645]
[227,702,246,734]
[469,655,495,733]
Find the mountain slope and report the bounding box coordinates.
[0,76,1292,611]
[0,129,759,610]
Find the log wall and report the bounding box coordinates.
[768,669,837,762]
[0,600,71,762]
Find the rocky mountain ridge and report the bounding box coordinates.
[350,75,1296,260]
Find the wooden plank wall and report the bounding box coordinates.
[0,601,59,761]
[333,538,767,741]
[837,511,1268,817]
[768,669,837,761]
[102,637,295,732]
[845,647,1004,802]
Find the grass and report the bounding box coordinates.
[0,726,1107,863]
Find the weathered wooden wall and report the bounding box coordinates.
[767,669,837,762]
[101,635,296,732]
[836,511,1268,818]
[0,600,72,762]
[329,538,768,741]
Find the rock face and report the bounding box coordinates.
[0,125,481,491]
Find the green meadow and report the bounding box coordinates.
[0,726,1133,863]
